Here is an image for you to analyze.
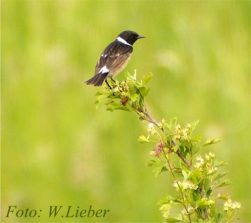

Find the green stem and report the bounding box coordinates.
[162,149,192,223]
[137,106,192,223]
[137,107,191,168]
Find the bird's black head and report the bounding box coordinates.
[118,30,145,45]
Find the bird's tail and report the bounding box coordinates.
[85,72,109,86]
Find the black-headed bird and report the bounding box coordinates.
[86,30,145,87]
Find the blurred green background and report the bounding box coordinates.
[2,0,251,222]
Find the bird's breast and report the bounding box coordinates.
[108,55,132,77]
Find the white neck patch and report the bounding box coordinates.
[116,37,132,46]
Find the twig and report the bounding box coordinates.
[162,147,192,223]
[138,107,191,168]
[137,106,192,222]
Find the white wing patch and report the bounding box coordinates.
[99,66,109,74]
[116,37,132,46]
[101,54,108,58]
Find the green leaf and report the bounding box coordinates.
[172,198,183,204]
[159,203,171,219]
[179,144,190,157]
[148,158,168,177]
[204,138,221,146]
[190,120,200,133]
[138,86,149,97]
[106,104,130,112]
[95,92,105,104]
[214,160,227,167]
[204,178,210,191]
[216,194,229,201]
[165,218,183,223]
[158,196,177,205]
[206,187,212,197]
[142,73,153,84]
[189,169,202,184]
[215,180,230,188]
[138,135,149,143]
[181,170,188,179]
[153,166,167,177]
[131,93,139,102]
[172,145,179,152]
[215,213,224,223]
[127,73,137,81]
[214,172,227,181]
[147,159,156,167]
[197,198,211,208]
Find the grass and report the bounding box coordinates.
[2,0,251,222]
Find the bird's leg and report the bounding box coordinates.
[105,80,112,89]
[105,80,116,96]
[110,77,116,83]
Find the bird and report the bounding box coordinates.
[86,30,145,88]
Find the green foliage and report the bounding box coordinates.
[95,74,241,223]
[96,72,151,113]
[3,1,250,222]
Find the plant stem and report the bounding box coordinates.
[162,147,192,223]
[137,107,191,168]
[176,150,191,168]
[136,106,192,223]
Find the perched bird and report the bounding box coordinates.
[86,30,145,87]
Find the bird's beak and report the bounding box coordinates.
[137,35,145,39]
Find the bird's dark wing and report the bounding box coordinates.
[95,41,133,74]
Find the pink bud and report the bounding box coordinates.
[151,142,164,157]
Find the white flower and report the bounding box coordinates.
[186,123,192,129]
[150,150,155,156]
[113,86,120,93]
[181,206,194,215]
[196,156,204,163]
[147,123,156,135]
[159,203,171,219]
[173,180,197,190]
[208,167,218,175]
[173,180,181,189]
[182,180,198,190]
[224,199,241,211]
[195,156,204,168]
[187,206,194,213]
[209,152,215,158]
[206,152,215,160]
[148,123,154,129]
[182,128,189,139]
